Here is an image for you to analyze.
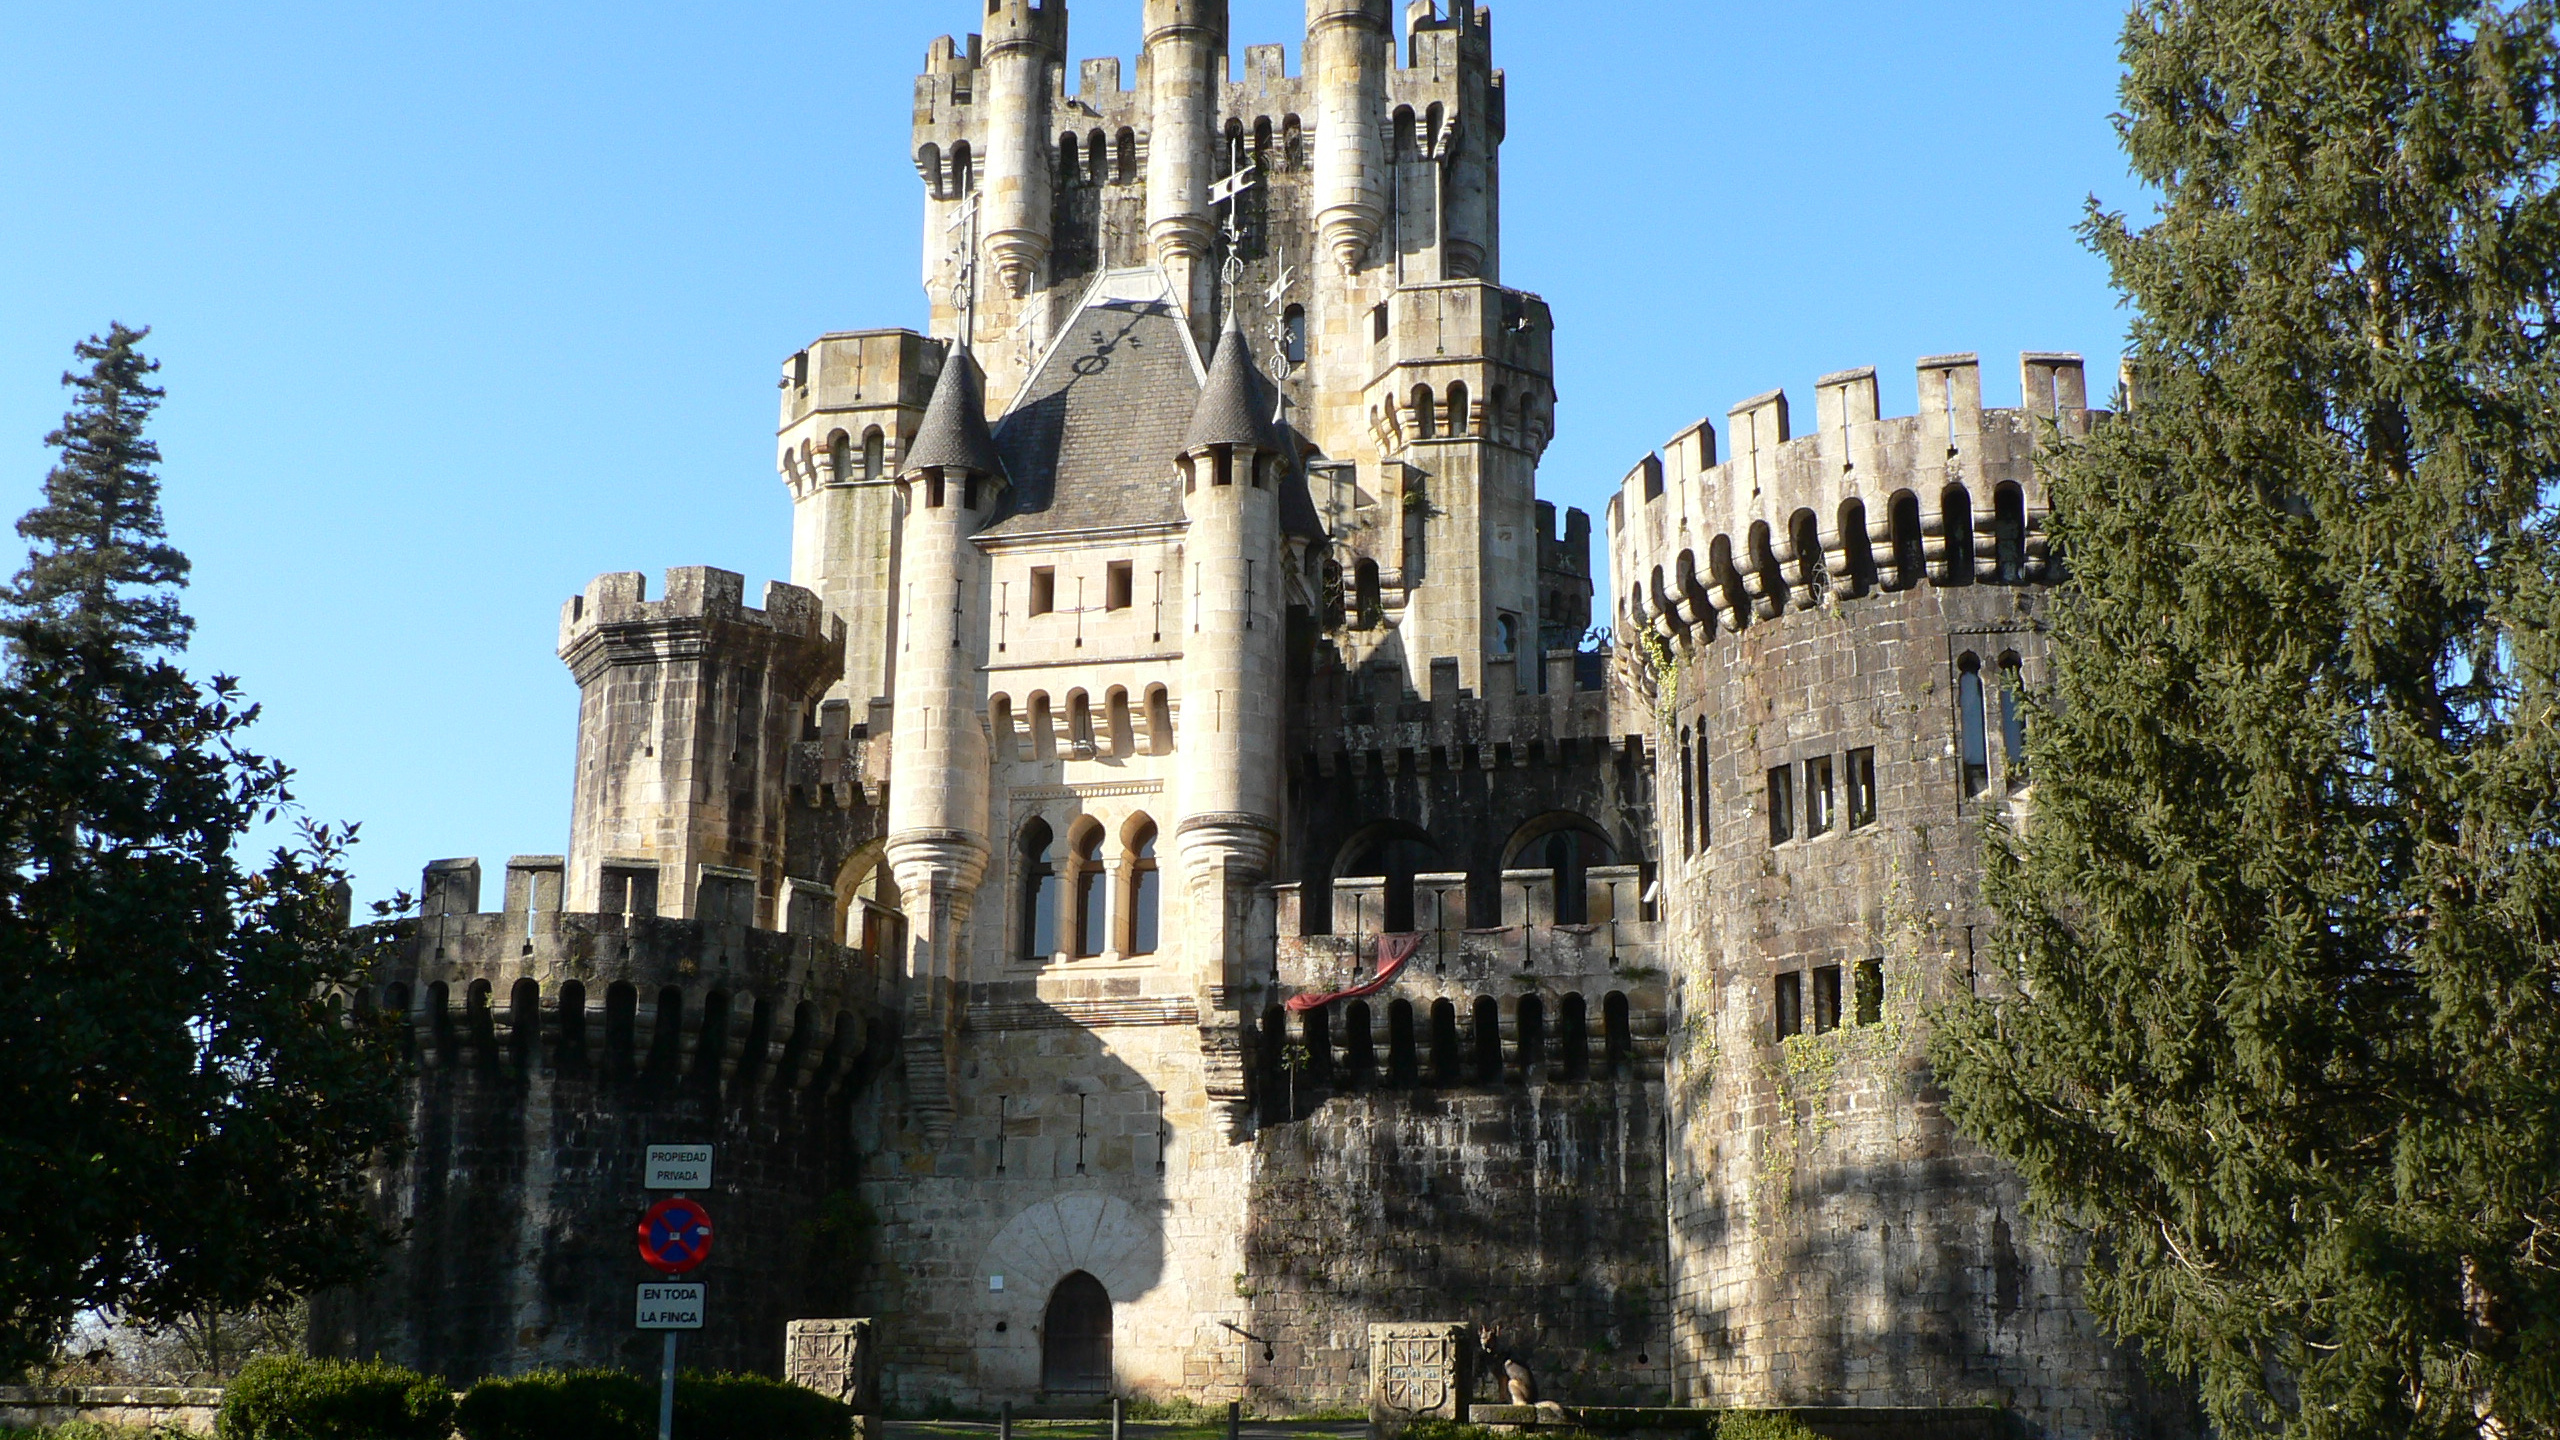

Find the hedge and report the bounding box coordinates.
[455,1369,850,1440]
[216,1355,454,1440]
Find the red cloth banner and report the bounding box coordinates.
[1285,932,1424,1012]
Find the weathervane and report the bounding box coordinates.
[945,189,983,346]
[1264,263,1300,381]
[1208,153,1261,321]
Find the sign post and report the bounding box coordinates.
[638,1148,713,1440]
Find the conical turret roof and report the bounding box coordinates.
[903,342,1007,479]
[1181,309,1278,455]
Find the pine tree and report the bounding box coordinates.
[1932,4,2560,1436]
[0,326,407,1376]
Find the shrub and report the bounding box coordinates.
[455,1369,850,1440]
[216,1355,453,1440]
[1712,1413,1820,1440]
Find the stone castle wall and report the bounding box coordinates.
[313,890,890,1383]
[1610,356,2191,1439]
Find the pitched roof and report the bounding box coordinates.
[1181,309,1278,454]
[902,343,1006,479]
[985,298,1201,537]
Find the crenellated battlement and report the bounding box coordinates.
[375,899,887,1092]
[557,566,830,657]
[1291,648,1632,779]
[1608,351,2106,647]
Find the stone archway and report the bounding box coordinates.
[1040,1270,1112,1394]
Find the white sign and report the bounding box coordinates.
[645,1145,713,1190]
[637,1283,704,1330]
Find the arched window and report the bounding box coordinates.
[1105,687,1134,757]
[1999,652,2029,787]
[604,981,636,1078]
[1957,654,1990,797]
[1072,828,1107,957]
[1429,999,1461,1083]
[827,431,852,485]
[1283,304,1307,366]
[1497,614,1518,654]
[1392,106,1417,159]
[1941,483,1975,583]
[1028,692,1056,760]
[1888,490,1924,589]
[1059,131,1081,184]
[1282,114,1304,170]
[1444,381,1469,436]
[918,143,944,199]
[1041,1272,1112,1394]
[1411,384,1437,440]
[1302,1005,1332,1087]
[1018,819,1058,961]
[1125,822,1160,955]
[1145,684,1174,755]
[1354,559,1382,625]
[1388,999,1418,1086]
[990,695,1017,762]
[950,140,973,195]
[1994,482,2028,583]
[1472,996,1502,1083]
[1115,128,1137,182]
[1603,991,1632,1078]
[1344,1000,1375,1089]
[1679,725,1695,858]
[1559,993,1589,1080]
[1088,128,1107,186]
[1838,496,1876,596]
[1517,994,1546,1080]
[1254,116,1275,163]
[862,427,885,480]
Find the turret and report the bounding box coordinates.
[884,342,1007,1141]
[558,568,842,921]
[1144,0,1225,328]
[775,329,940,709]
[1307,0,1389,273]
[982,0,1066,297]
[1173,312,1287,1014]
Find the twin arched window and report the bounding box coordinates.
[1018,819,1161,962]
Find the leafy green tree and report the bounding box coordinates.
[0,326,407,1376]
[1934,3,2560,1435]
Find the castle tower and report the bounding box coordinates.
[557,567,841,921]
[1307,0,1388,274]
[883,344,1006,1141]
[1173,311,1287,1028]
[1143,0,1226,336]
[777,330,940,709]
[982,0,1066,298]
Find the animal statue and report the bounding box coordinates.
[1477,1326,1537,1407]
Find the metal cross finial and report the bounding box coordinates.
[945,190,983,346]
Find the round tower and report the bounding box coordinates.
[983,0,1065,298]
[1143,0,1225,324]
[884,343,1006,1142]
[1173,312,1286,1025]
[1307,0,1388,273]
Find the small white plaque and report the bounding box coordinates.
[989,1275,1004,1292]
[645,1145,713,1190]
[638,1282,705,1330]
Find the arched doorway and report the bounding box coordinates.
[1041,1271,1112,1394]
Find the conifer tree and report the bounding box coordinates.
[0,326,406,1376]
[1933,4,2560,1436]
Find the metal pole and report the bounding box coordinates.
[659,1331,678,1440]
[1000,1401,1012,1440]
[1227,1399,1241,1440]
[1111,1395,1125,1440]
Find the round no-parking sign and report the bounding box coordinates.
[637,1197,714,1275]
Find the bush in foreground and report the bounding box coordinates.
[215,1355,452,1440]
[455,1368,850,1440]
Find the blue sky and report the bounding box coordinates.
[0,1,2139,905]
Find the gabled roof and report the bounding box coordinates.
[902,343,1006,479]
[985,297,1202,537]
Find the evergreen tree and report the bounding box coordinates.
[1933,4,2560,1436]
[0,326,406,1376]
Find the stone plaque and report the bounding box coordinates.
[785,1318,877,1415]
[1369,1322,1474,1436]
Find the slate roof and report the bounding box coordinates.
[902,344,1006,479]
[1182,310,1279,454]
[985,299,1200,536]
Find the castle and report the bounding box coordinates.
[314,4,2186,1436]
